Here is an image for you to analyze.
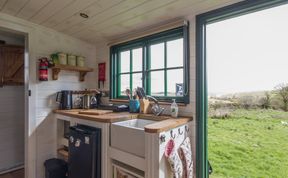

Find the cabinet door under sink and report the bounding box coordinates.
[112,163,144,178]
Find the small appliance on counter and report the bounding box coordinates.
[56,90,73,110]
[80,90,102,109]
[56,89,103,110]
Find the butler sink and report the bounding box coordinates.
[111,119,156,158]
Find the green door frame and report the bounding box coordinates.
[195,0,288,177]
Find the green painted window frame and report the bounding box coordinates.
[196,0,288,177]
[110,26,190,103]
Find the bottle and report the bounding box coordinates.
[171,99,178,118]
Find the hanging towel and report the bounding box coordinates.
[165,139,183,178]
[179,137,193,178]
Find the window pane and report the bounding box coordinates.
[151,71,164,96]
[150,43,164,69]
[119,74,130,96]
[167,69,184,96]
[167,38,183,68]
[132,73,142,89]
[120,50,130,73]
[132,48,142,72]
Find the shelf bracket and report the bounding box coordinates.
[79,72,87,82]
[52,68,61,80]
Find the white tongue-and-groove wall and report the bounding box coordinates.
[0,12,97,178]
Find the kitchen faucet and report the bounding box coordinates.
[146,96,165,116]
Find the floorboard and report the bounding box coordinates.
[0,169,24,178]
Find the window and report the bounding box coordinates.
[110,26,189,103]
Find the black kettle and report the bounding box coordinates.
[56,90,73,110]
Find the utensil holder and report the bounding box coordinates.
[140,99,150,114]
[129,99,140,113]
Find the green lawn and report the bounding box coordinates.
[208,109,288,178]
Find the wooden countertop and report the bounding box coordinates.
[53,109,192,133]
[54,109,138,123]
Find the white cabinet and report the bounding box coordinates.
[55,113,193,178]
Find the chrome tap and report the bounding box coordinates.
[146,96,165,116]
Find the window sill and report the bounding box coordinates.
[109,99,187,107]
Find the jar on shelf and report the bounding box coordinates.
[67,54,76,66]
[76,56,85,67]
[58,52,67,65]
[50,53,59,64]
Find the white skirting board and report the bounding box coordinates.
[0,164,24,175]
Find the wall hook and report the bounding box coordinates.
[185,125,190,133]
[170,130,176,139]
[160,135,166,143]
[178,128,183,135]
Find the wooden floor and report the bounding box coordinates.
[0,169,24,178]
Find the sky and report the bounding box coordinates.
[207,3,288,95]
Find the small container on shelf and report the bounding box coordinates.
[51,53,59,64]
[76,56,85,67]
[67,54,76,66]
[58,52,67,65]
[170,99,179,118]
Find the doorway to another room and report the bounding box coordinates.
[0,29,26,178]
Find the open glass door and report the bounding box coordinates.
[196,0,288,177]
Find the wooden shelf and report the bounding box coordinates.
[51,64,94,82]
[58,148,68,161]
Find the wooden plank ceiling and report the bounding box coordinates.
[0,0,241,43]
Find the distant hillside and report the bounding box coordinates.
[209,90,276,99]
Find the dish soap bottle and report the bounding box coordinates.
[171,99,178,118]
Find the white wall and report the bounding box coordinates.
[0,86,25,172]
[0,33,24,45]
[0,12,97,178]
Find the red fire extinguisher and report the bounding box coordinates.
[39,58,48,81]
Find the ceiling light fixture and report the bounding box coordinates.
[80,13,89,18]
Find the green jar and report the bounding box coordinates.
[51,53,59,64]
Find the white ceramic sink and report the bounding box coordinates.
[111,119,156,158]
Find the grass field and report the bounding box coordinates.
[208,109,288,178]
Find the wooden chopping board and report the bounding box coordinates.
[78,109,114,115]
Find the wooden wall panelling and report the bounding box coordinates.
[42,0,97,28]
[1,0,29,16]
[16,0,51,20]
[29,0,74,24]
[88,0,177,33]
[1,0,242,44]
[53,0,124,33]
[62,0,147,35]
[115,0,204,32]
[0,0,7,10]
